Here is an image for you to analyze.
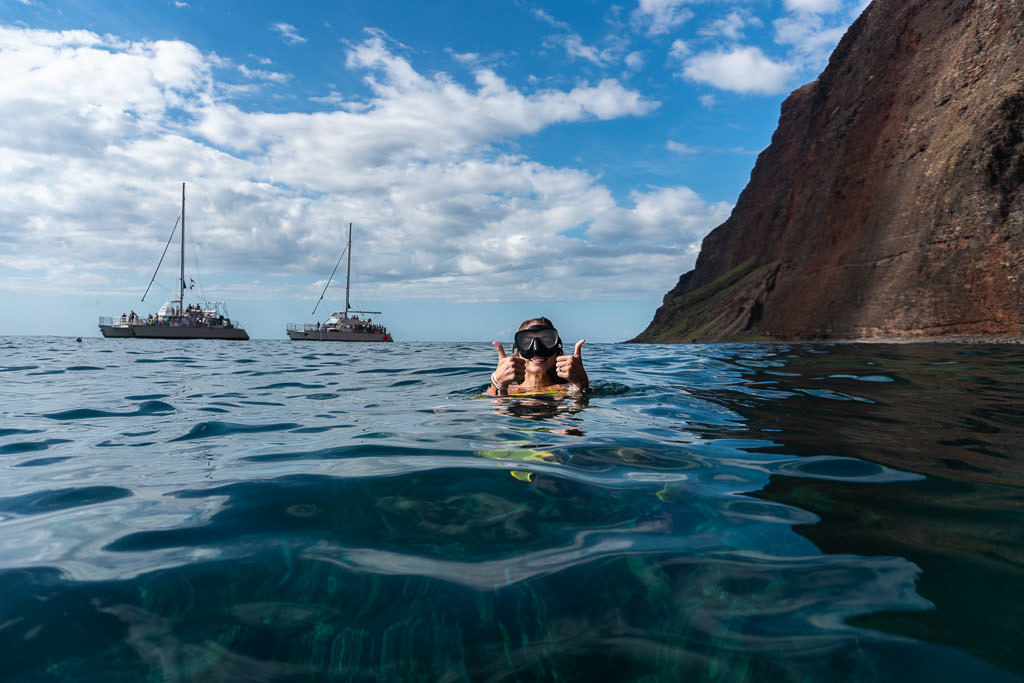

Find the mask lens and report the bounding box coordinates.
[514,326,560,358]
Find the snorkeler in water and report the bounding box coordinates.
[487,317,589,396]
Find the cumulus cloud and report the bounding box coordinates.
[588,186,731,245]
[681,46,797,95]
[0,26,715,303]
[662,1,861,96]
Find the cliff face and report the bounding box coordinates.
[635,0,1024,342]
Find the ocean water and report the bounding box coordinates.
[1,336,1022,682]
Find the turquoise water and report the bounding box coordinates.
[1,337,1022,681]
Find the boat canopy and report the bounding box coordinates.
[157,301,180,317]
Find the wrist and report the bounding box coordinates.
[491,372,508,394]
[569,376,590,394]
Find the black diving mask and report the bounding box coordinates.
[513,325,562,359]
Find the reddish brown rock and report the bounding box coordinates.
[634,0,1024,343]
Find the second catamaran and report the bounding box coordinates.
[286,223,393,342]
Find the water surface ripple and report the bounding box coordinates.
[0,337,1022,681]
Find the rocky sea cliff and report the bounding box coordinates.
[635,0,1024,343]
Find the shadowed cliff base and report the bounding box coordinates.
[634,0,1024,343]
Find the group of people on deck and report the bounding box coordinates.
[118,305,232,329]
[314,315,387,335]
[353,317,386,335]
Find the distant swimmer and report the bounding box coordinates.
[75,337,82,343]
[487,317,590,397]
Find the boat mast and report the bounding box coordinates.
[342,223,380,319]
[179,182,186,316]
[344,222,352,319]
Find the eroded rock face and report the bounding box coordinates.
[635,0,1024,343]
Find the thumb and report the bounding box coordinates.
[573,339,586,358]
[492,341,507,359]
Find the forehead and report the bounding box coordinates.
[518,319,551,331]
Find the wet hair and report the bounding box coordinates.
[518,316,555,331]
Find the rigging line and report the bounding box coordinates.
[312,245,347,317]
[142,215,180,303]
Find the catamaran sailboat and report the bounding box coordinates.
[98,183,249,340]
[286,223,393,342]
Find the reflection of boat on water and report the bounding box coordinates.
[286,223,393,342]
[98,183,248,340]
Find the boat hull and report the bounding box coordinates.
[287,329,392,342]
[99,325,249,340]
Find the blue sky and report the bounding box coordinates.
[0,0,867,341]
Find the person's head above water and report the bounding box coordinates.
[513,317,563,360]
[488,316,589,396]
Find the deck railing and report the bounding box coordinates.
[98,316,152,327]
[98,316,129,327]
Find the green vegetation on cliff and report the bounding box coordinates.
[634,259,776,342]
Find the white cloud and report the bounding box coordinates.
[774,14,849,69]
[450,50,479,65]
[699,94,716,108]
[632,0,694,36]
[0,27,210,152]
[558,33,613,66]
[238,64,290,83]
[660,1,859,95]
[666,140,698,155]
[270,22,307,46]
[532,8,572,32]
[699,11,763,41]
[668,39,690,62]
[681,46,797,95]
[784,0,843,14]
[625,51,645,71]
[588,186,732,245]
[534,10,628,68]
[0,27,710,304]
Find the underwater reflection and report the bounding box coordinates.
[489,393,588,435]
[694,343,1024,677]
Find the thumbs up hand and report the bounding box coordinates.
[555,339,589,392]
[490,341,525,395]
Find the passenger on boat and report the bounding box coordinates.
[487,317,589,397]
